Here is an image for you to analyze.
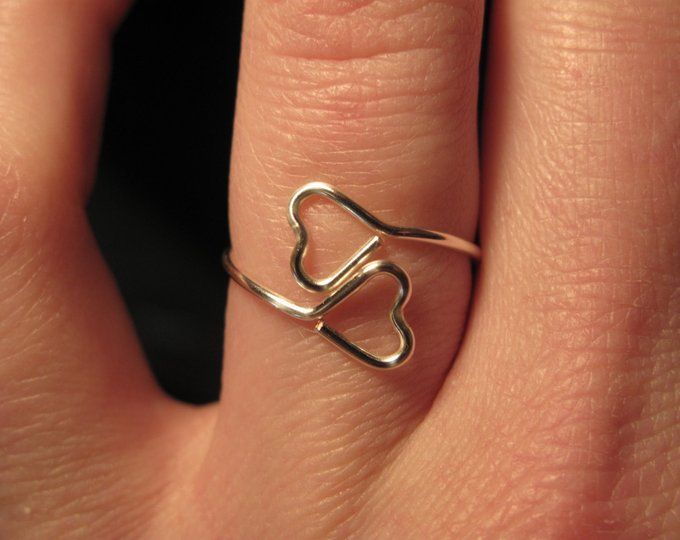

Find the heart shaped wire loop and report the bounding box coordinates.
[224,181,481,369]
[288,182,480,293]
[314,261,413,370]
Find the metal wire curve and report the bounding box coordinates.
[288,182,481,292]
[224,181,481,369]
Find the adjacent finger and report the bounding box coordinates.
[386,1,680,536]
[203,0,485,533]
[0,1,195,534]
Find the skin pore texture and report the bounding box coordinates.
[0,0,678,538]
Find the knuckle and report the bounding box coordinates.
[243,0,482,122]
[258,0,483,58]
[236,0,483,194]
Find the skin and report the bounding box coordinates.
[0,0,678,537]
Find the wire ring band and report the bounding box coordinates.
[224,181,481,370]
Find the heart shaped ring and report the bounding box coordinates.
[224,182,480,369]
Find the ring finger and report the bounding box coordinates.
[201,1,485,534]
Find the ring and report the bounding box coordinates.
[224,181,481,370]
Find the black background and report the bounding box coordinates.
[89,1,244,404]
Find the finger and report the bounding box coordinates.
[405,0,679,535]
[203,0,485,532]
[0,1,195,534]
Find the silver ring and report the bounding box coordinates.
[224,181,480,370]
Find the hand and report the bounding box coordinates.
[1,0,678,537]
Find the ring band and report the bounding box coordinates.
[224,181,481,370]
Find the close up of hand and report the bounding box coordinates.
[0,0,678,538]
